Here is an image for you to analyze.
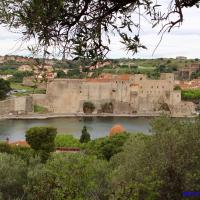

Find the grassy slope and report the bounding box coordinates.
[10,82,46,96]
[100,58,200,75]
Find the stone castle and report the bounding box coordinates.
[33,73,195,117]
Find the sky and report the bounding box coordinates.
[0,4,199,59]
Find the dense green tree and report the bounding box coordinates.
[26,127,57,162]
[110,133,157,200]
[56,70,67,78]
[80,126,91,143]
[191,70,200,79]
[110,117,200,200]
[100,133,130,160]
[25,154,110,200]
[0,78,11,100]
[84,133,130,160]
[55,135,81,147]
[0,153,27,200]
[10,71,33,83]
[66,68,81,78]
[155,64,174,73]
[1,117,200,200]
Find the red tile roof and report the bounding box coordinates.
[178,79,200,90]
[85,74,132,82]
[10,140,30,147]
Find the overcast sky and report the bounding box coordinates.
[0,4,199,59]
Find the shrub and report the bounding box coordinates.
[110,117,200,199]
[174,85,181,90]
[99,132,130,160]
[0,154,27,200]
[11,146,34,162]
[83,101,95,113]
[25,154,109,200]
[34,105,48,113]
[10,71,33,83]
[0,142,11,153]
[26,127,57,162]
[181,89,200,101]
[66,68,81,78]
[56,70,67,78]
[55,135,81,147]
[84,132,130,160]
[101,102,113,113]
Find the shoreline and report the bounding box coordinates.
[0,112,197,120]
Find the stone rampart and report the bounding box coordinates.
[0,96,33,115]
[0,98,15,115]
[39,73,195,116]
[32,94,52,111]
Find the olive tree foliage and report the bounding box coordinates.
[0,0,199,60]
[110,117,200,200]
[25,154,110,200]
[0,153,27,200]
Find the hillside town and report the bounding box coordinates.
[0,55,199,118]
[1,1,200,199]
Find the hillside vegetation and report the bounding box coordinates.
[0,117,200,199]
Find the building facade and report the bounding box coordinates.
[33,73,195,117]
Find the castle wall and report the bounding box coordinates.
[82,82,112,101]
[0,99,15,115]
[169,101,195,117]
[169,91,181,105]
[32,94,51,111]
[131,75,175,112]
[0,96,33,115]
[42,73,195,116]
[46,79,82,113]
[160,73,174,82]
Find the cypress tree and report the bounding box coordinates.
[80,126,91,143]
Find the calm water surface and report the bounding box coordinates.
[0,117,152,141]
